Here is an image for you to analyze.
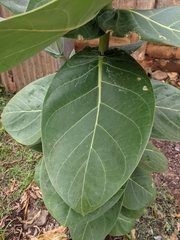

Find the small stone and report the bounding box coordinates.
[175,145,180,151]
[170,80,177,86]
[167,72,179,81]
[151,70,168,80]
[34,210,49,226]
[154,236,162,240]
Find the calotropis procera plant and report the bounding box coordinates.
[1,0,180,239]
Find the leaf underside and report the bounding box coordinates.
[151,79,180,141]
[42,47,155,215]
[0,0,111,73]
[123,167,156,210]
[2,73,55,146]
[98,7,180,47]
[139,141,168,172]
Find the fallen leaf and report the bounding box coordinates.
[8,178,17,192]
[131,229,136,239]
[170,233,177,240]
[170,213,180,218]
[0,215,9,229]
[18,210,41,225]
[177,222,180,232]
[28,189,38,200]
[31,226,68,240]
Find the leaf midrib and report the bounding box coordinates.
[80,55,103,215]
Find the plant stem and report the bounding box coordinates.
[98,32,110,55]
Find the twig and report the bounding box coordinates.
[0,158,23,167]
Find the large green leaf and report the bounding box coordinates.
[69,198,122,240]
[123,167,156,210]
[2,73,55,146]
[39,158,124,227]
[98,7,180,47]
[0,0,29,14]
[110,213,136,236]
[151,79,180,141]
[0,0,111,73]
[139,141,168,172]
[42,47,155,215]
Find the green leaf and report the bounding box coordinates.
[39,158,124,227]
[123,167,156,210]
[121,206,144,219]
[44,38,66,60]
[0,0,111,73]
[42,47,155,215]
[151,79,180,141]
[64,12,105,40]
[69,198,122,240]
[2,73,55,146]
[110,213,136,236]
[0,0,29,14]
[26,0,52,12]
[139,142,168,172]
[98,7,180,47]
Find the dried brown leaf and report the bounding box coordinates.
[0,215,9,229]
[31,226,68,240]
[170,233,177,240]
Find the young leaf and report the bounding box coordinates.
[0,0,29,14]
[123,167,156,210]
[44,38,65,59]
[69,198,122,240]
[39,158,124,227]
[110,213,136,236]
[0,0,111,73]
[2,73,55,146]
[98,7,180,47]
[151,79,180,141]
[139,141,168,172]
[42,47,155,215]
